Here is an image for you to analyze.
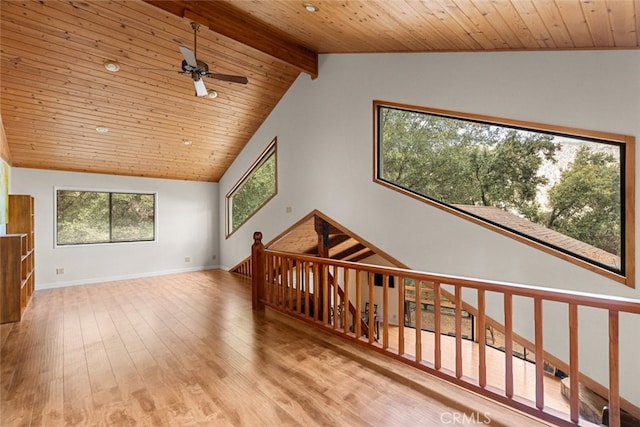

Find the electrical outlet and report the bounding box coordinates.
[285,206,292,213]
[184,257,191,263]
[212,254,217,260]
[56,268,64,275]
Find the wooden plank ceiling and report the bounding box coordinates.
[1,0,638,182]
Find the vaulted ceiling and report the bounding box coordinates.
[2,0,638,182]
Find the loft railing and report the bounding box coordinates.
[250,232,640,427]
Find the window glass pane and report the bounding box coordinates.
[57,191,109,245]
[227,141,277,235]
[377,104,625,275]
[111,193,155,242]
[56,190,156,245]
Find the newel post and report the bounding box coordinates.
[251,232,266,311]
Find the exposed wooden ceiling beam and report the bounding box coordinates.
[143,0,318,78]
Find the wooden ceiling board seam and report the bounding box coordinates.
[554,0,595,48]
[365,1,450,52]
[636,0,640,46]
[463,1,526,50]
[509,0,558,49]
[450,0,515,50]
[579,0,616,46]
[529,0,576,48]
[403,1,484,51]
[343,2,417,52]
[606,0,638,47]
[431,0,501,50]
[488,1,543,49]
[391,3,463,52]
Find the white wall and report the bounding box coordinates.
[219,51,640,405]
[12,168,220,288]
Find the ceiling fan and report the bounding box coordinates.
[178,22,248,97]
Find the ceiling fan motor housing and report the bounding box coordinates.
[181,59,209,79]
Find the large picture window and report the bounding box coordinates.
[374,101,635,286]
[226,138,277,236]
[56,189,156,245]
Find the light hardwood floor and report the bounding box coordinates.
[1,270,554,426]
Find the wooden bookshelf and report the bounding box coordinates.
[1,195,35,323]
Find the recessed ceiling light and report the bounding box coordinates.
[95,126,109,134]
[303,2,318,12]
[206,90,218,99]
[103,60,120,72]
[182,139,193,146]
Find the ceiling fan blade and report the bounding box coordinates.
[178,46,198,68]
[205,72,249,85]
[193,78,208,97]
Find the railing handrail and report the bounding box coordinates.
[263,248,640,314]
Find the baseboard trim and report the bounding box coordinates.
[36,265,222,290]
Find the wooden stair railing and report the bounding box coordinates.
[327,272,372,339]
[256,254,372,338]
[250,232,640,427]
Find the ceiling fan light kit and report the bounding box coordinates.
[178,22,248,97]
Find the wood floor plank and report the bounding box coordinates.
[1,270,554,426]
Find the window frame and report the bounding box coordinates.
[54,187,158,247]
[225,138,278,237]
[373,100,635,287]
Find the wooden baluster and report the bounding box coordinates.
[264,255,269,304]
[343,268,350,333]
[434,282,441,370]
[398,276,405,355]
[287,258,293,311]
[304,261,311,318]
[534,297,544,410]
[251,232,265,311]
[280,256,287,308]
[355,271,362,338]
[271,256,278,304]
[569,304,579,423]
[368,273,375,344]
[296,260,302,314]
[332,265,340,329]
[504,293,514,398]
[455,285,462,379]
[313,262,319,322]
[416,280,423,362]
[323,264,329,326]
[609,309,620,427]
[478,289,486,388]
[383,275,389,349]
